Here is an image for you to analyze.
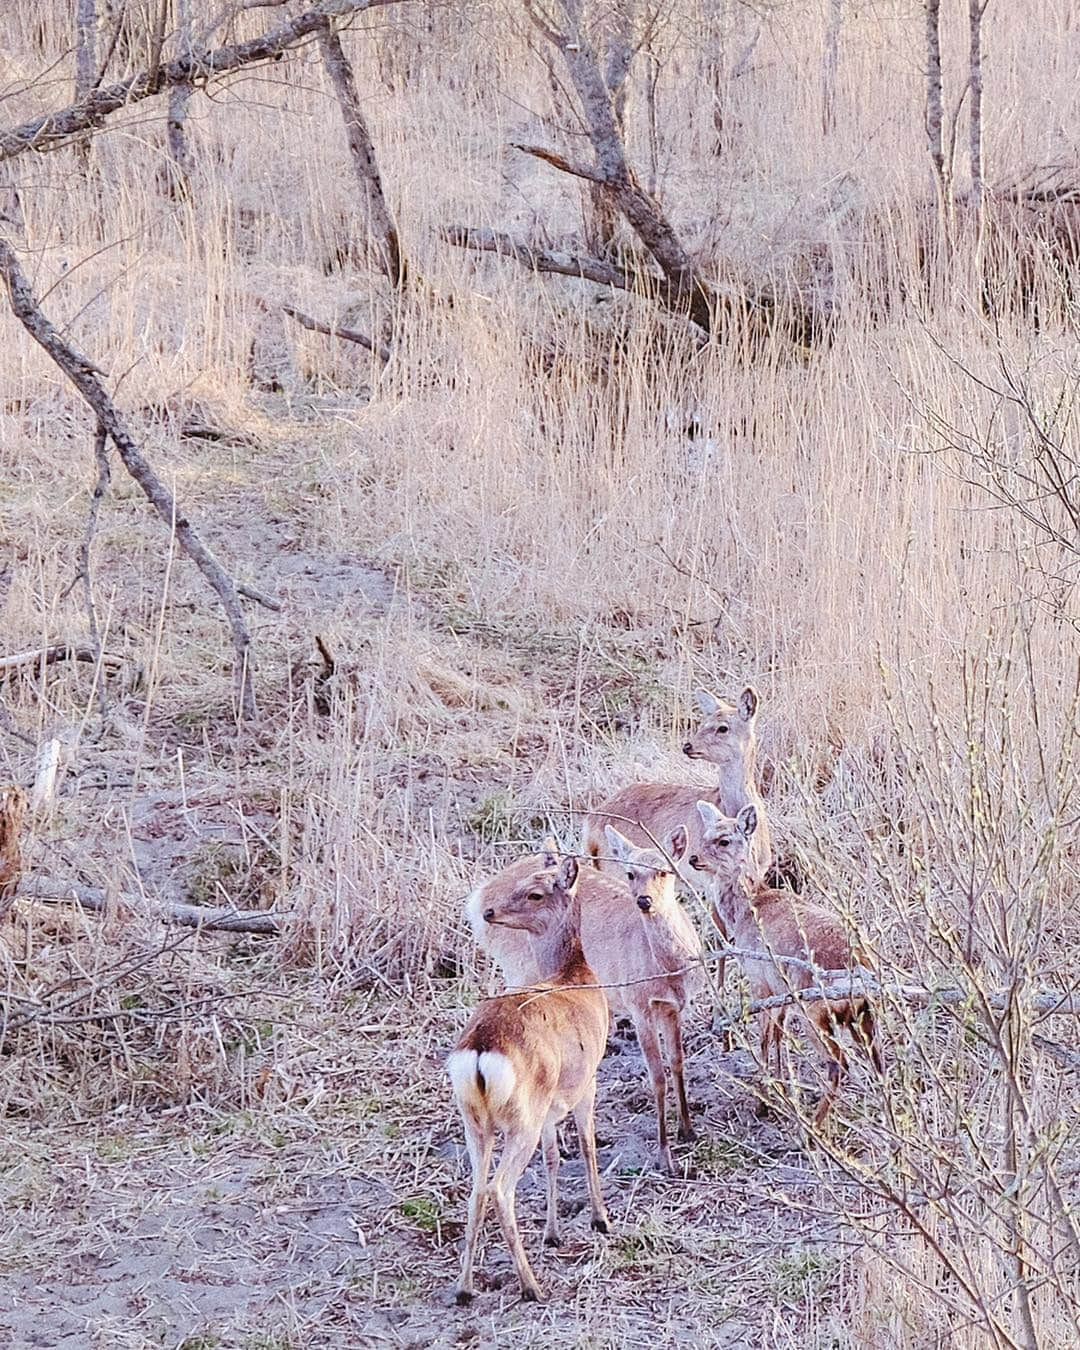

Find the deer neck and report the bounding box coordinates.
[712,870,755,931]
[710,751,757,813]
[529,893,589,983]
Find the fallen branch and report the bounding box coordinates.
[282,303,390,362]
[21,879,283,935]
[0,240,258,718]
[0,642,122,677]
[0,0,406,165]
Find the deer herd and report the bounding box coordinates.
[447,688,883,1304]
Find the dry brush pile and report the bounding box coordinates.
[0,1,1079,1345]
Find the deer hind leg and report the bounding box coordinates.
[806,1007,848,1129]
[490,1123,546,1302]
[541,1120,562,1247]
[656,1001,695,1144]
[455,1111,494,1304]
[634,1007,675,1175]
[571,1079,610,1234]
[856,1002,885,1076]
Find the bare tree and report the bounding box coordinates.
[0,240,276,719]
[969,0,987,219]
[166,0,196,196]
[822,0,842,134]
[316,17,407,287]
[75,0,98,169]
[925,0,947,205]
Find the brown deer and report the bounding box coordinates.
[690,801,882,1126]
[0,785,26,920]
[449,851,610,1304]
[581,687,771,986]
[466,834,703,1175]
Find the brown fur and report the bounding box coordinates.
[466,837,704,1175]
[0,785,27,919]
[582,688,771,989]
[450,853,610,1302]
[693,801,882,1127]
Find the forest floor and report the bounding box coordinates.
[0,410,873,1348]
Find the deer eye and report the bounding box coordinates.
[717,837,731,848]
[626,870,636,883]
[716,723,729,734]
[527,891,544,902]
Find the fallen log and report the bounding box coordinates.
[19,879,283,935]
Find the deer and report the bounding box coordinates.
[581,686,771,988]
[466,834,703,1175]
[448,851,610,1304]
[690,801,883,1127]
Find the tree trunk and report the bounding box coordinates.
[925,0,947,204]
[0,238,260,720]
[166,0,195,197]
[968,0,985,217]
[317,20,406,287]
[822,0,843,134]
[74,0,98,170]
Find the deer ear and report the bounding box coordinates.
[694,689,719,718]
[604,825,632,862]
[737,804,758,838]
[556,855,579,892]
[541,836,559,869]
[696,800,722,830]
[669,826,688,862]
[738,686,759,721]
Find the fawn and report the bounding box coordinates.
[582,687,771,985]
[448,852,610,1303]
[691,801,882,1126]
[467,835,703,1174]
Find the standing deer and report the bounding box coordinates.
[690,801,882,1126]
[466,835,703,1175]
[582,687,771,986]
[449,851,610,1304]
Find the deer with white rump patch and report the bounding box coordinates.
[466,834,703,1175]
[449,851,610,1304]
[690,801,882,1126]
[581,687,771,986]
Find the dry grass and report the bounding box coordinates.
[0,1,1078,1345]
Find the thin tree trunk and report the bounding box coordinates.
[0,239,260,720]
[925,0,947,204]
[587,0,634,254]
[822,0,842,134]
[74,0,98,169]
[166,0,195,196]
[317,19,406,287]
[968,0,985,217]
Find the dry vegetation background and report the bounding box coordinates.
[1,1,1079,1346]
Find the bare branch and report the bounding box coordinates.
[0,0,405,165]
[510,141,607,183]
[443,223,640,293]
[0,239,259,718]
[282,303,391,362]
